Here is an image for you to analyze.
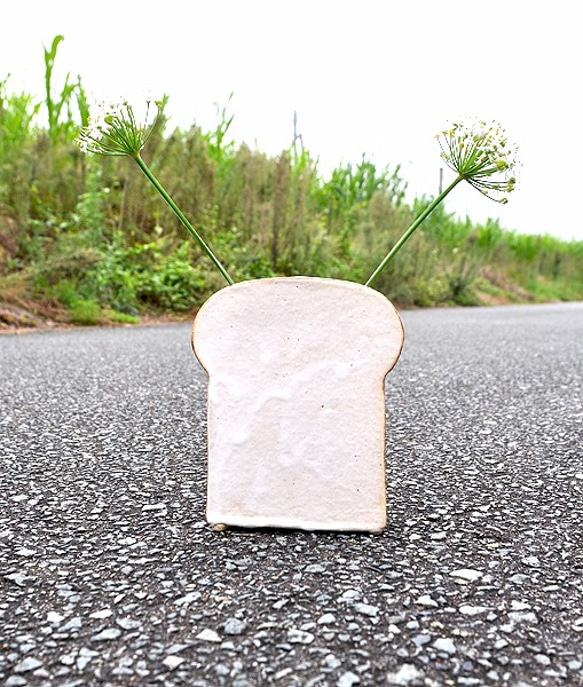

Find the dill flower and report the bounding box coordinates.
[365,118,519,287]
[78,98,234,286]
[78,98,158,157]
[437,119,518,204]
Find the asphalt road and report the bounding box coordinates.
[1,302,582,687]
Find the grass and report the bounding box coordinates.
[102,309,140,325]
[1,36,582,325]
[67,299,102,326]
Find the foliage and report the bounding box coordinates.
[1,38,582,325]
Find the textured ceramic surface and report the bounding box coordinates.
[192,277,404,532]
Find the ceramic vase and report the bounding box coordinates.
[192,277,403,532]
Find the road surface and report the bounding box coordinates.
[1,302,582,686]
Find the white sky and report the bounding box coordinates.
[2,0,582,241]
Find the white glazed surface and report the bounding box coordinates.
[192,277,404,532]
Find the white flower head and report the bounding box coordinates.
[78,96,161,157]
[437,118,519,203]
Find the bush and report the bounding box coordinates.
[1,36,582,321]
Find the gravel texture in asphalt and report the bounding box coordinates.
[0,302,582,687]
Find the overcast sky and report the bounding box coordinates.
[2,0,581,241]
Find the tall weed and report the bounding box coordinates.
[1,37,583,317]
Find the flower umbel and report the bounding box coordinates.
[78,99,234,286]
[365,118,519,287]
[78,99,158,157]
[437,119,518,204]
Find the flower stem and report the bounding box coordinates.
[364,175,464,288]
[132,153,235,286]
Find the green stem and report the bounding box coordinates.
[132,153,235,286]
[365,175,464,288]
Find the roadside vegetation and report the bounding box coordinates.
[1,36,582,328]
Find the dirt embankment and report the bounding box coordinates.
[0,299,192,335]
